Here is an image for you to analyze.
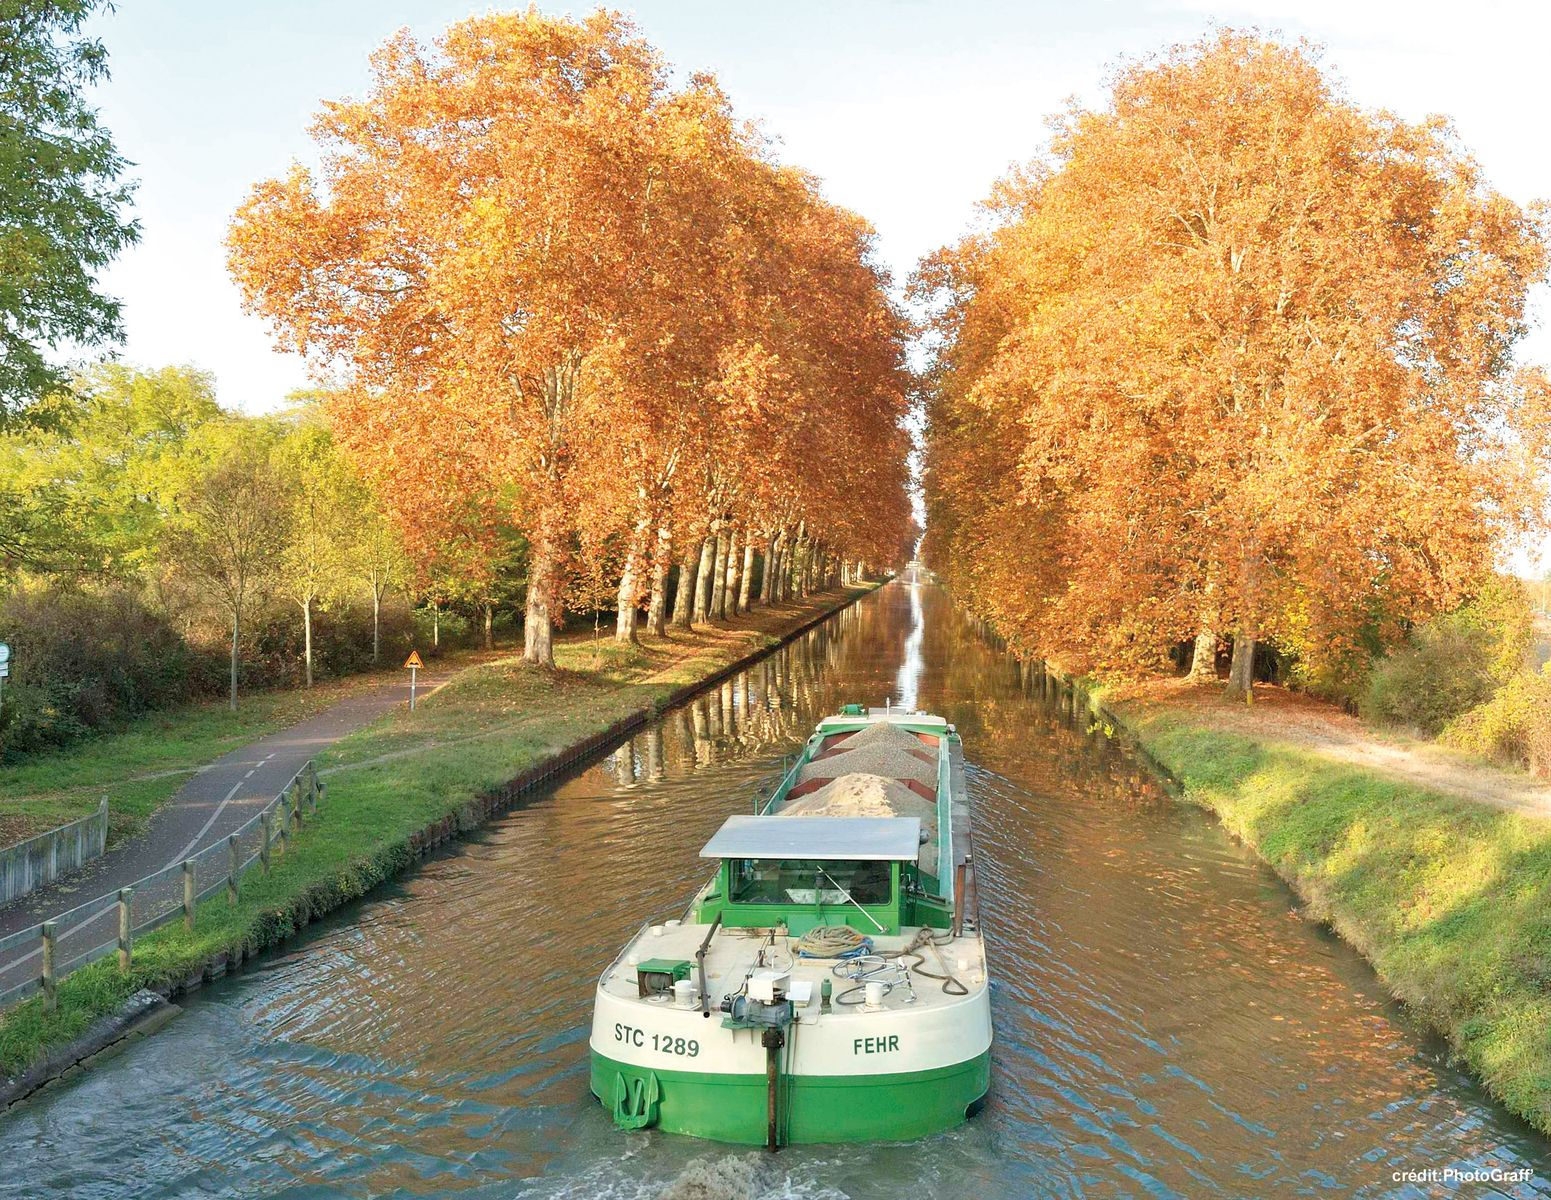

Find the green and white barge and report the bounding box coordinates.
[589,706,991,1146]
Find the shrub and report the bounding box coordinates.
[1442,666,1551,777]
[0,583,223,756]
[243,599,415,689]
[1362,580,1534,735]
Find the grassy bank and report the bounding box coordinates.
[1110,695,1551,1136]
[0,587,874,1089]
[0,661,482,848]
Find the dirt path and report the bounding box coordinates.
[1122,679,1551,819]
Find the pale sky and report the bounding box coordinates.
[80,0,1551,564]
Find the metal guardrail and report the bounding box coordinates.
[0,762,323,1012]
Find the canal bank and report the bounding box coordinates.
[1091,683,1551,1140]
[2,578,1544,1199]
[0,583,882,1110]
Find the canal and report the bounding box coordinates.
[3,581,1547,1198]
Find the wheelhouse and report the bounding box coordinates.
[694,815,923,936]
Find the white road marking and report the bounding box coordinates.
[5,729,363,987]
[169,776,247,866]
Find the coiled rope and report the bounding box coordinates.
[795,924,873,959]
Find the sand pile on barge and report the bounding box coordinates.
[797,745,939,790]
[825,722,935,759]
[781,772,937,870]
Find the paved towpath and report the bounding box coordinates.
[0,668,452,998]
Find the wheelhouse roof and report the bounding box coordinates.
[699,816,923,862]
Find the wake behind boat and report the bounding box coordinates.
[589,705,991,1147]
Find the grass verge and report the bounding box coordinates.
[0,651,495,848]
[0,589,872,1088]
[1110,697,1551,1136]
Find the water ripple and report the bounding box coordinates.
[1,586,1547,1199]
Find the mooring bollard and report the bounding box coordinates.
[118,888,133,971]
[227,834,239,904]
[182,859,196,931]
[41,921,57,1012]
[260,810,272,873]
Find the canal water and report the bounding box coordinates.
[3,582,1548,1199]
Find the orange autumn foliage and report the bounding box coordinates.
[229,11,911,660]
[921,31,1551,694]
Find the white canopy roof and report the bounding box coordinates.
[699,815,923,861]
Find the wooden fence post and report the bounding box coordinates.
[41,921,57,1011]
[291,781,304,832]
[118,888,133,971]
[260,810,272,873]
[182,859,195,931]
[227,835,239,904]
[307,762,319,815]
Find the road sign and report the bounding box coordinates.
[0,642,9,679]
[405,649,422,711]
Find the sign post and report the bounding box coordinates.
[0,642,10,724]
[404,649,424,711]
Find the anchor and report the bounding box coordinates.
[612,1071,661,1130]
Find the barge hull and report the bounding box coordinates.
[589,1051,991,1145]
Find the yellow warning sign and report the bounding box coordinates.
[404,650,424,669]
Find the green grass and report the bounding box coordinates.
[0,653,492,848]
[1119,703,1551,1135]
[0,588,870,1083]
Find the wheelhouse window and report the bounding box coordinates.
[729,858,892,906]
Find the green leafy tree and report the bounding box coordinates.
[0,365,219,580]
[347,489,406,664]
[0,1,139,423]
[168,422,290,709]
[273,418,354,687]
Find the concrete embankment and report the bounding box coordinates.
[0,584,880,1113]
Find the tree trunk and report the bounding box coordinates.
[1186,630,1217,683]
[1225,630,1255,703]
[483,602,494,650]
[710,528,729,620]
[371,588,381,664]
[302,597,314,689]
[692,535,716,623]
[432,602,440,650]
[614,555,640,643]
[724,529,740,618]
[615,506,653,644]
[738,539,755,613]
[672,551,696,629]
[523,513,557,666]
[646,529,671,636]
[228,604,241,712]
[762,530,783,604]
